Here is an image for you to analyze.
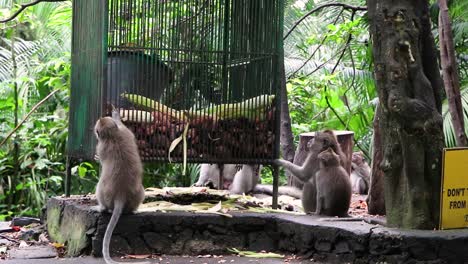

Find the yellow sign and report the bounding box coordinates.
[440,148,468,230]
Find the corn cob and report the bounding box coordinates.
[121,93,182,119]
[119,109,154,123]
[203,94,275,121]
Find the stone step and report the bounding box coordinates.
[46,196,468,263]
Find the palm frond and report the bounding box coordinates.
[442,86,468,147]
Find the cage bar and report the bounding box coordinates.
[68,0,283,165]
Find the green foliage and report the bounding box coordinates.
[284,0,374,158]
[0,1,73,219]
[0,61,70,218]
[143,163,201,188]
[429,0,468,147]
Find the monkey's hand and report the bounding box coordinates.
[111,107,121,120]
[94,154,100,162]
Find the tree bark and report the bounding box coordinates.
[367,0,445,229]
[367,104,386,215]
[438,0,467,147]
[279,55,297,185]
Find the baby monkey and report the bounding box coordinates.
[350,151,371,194]
[94,109,147,264]
[315,148,352,217]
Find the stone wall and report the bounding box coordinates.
[46,197,468,263]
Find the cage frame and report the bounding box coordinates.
[66,0,284,207]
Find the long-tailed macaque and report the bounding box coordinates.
[229,165,261,194]
[315,148,352,217]
[350,151,371,194]
[195,164,261,194]
[94,109,148,264]
[274,130,347,213]
[194,164,237,189]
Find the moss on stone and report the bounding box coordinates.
[46,198,97,257]
[46,203,65,244]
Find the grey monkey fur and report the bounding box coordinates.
[315,148,352,217]
[274,130,347,214]
[94,110,147,264]
[195,164,261,194]
[350,151,371,194]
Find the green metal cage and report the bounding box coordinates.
[67,0,284,193]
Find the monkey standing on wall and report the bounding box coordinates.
[350,151,371,194]
[274,130,348,215]
[94,109,149,264]
[315,148,352,217]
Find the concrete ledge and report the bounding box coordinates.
[46,196,468,263]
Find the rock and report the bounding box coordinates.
[334,240,351,254]
[142,232,172,253]
[0,239,13,246]
[127,236,151,255]
[248,231,276,252]
[315,239,332,252]
[0,222,12,232]
[9,245,57,259]
[109,235,131,256]
[11,217,41,227]
[19,226,44,241]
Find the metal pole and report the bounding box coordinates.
[65,157,72,197]
[272,164,279,209]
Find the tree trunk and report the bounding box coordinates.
[367,104,386,215]
[279,55,296,184]
[289,131,354,188]
[438,0,467,147]
[367,0,445,229]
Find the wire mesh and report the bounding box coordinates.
[102,0,282,164]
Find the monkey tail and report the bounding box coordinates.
[102,201,151,264]
[102,200,123,264]
[253,184,302,199]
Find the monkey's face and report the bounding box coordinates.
[94,117,118,140]
[351,152,364,165]
[308,130,336,152]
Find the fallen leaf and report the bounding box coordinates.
[207,201,223,212]
[124,254,151,259]
[51,242,65,249]
[228,248,284,259]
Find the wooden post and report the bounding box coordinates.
[288,130,354,188]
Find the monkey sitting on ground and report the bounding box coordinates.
[195,164,261,194]
[194,164,238,189]
[350,151,371,194]
[229,164,262,195]
[94,109,148,264]
[274,130,347,213]
[315,148,352,217]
